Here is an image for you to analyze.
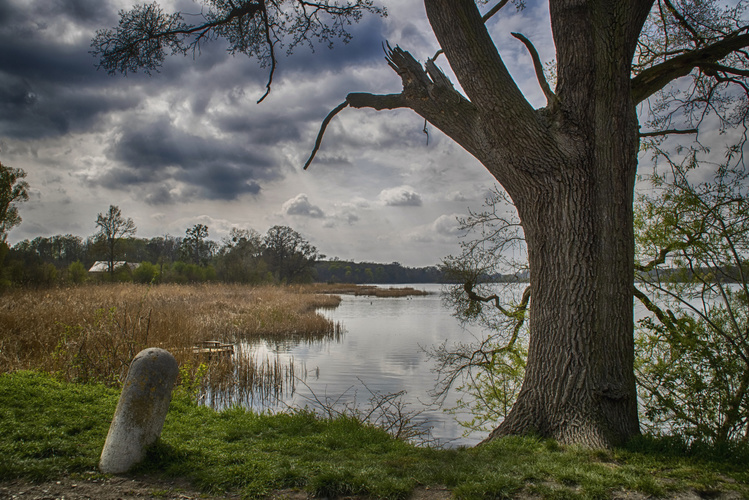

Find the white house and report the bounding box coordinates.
[88,261,139,273]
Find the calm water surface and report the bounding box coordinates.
[240,284,495,447]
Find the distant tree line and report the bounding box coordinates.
[0,204,327,287]
[315,260,443,284]
[0,204,446,288]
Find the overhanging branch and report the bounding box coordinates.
[303,93,409,170]
[463,281,531,349]
[632,31,749,104]
[257,3,276,103]
[303,101,349,170]
[346,92,409,110]
[633,286,678,331]
[635,245,675,273]
[699,62,749,78]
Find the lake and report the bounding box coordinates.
[224,283,496,447]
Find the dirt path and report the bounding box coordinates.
[2,475,745,499]
[0,475,237,500]
[0,474,453,500]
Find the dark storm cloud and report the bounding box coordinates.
[0,0,391,142]
[216,111,304,144]
[102,116,281,200]
[0,73,137,139]
[277,14,388,77]
[0,1,14,25]
[0,38,106,85]
[181,163,264,200]
[143,185,175,205]
[53,0,115,23]
[21,0,112,26]
[0,0,396,205]
[0,0,144,140]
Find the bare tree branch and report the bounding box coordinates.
[257,2,276,103]
[511,32,559,109]
[304,43,488,171]
[346,92,408,110]
[635,244,675,272]
[482,0,511,23]
[699,62,749,78]
[639,128,698,137]
[424,0,535,123]
[303,101,349,170]
[662,0,707,47]
[632,31,749,104]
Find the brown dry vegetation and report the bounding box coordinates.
[0,283,342,391]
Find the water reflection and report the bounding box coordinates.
[201,284,495,447]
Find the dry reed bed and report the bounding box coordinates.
[0,283,342,390]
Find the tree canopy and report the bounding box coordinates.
[91,0,385,102]
[0,162,29,244]
[95,205,137,279]
[263,225,323,282]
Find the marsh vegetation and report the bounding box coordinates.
[0,283,344,400]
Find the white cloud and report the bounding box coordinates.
[282,193,325,218]
[378,185,423,207]
[432,213,462,237]
[446,190,470,202]
[410,213,463,243]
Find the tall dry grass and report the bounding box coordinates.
[0,283,342,396]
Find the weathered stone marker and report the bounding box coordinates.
[99,347,178,474]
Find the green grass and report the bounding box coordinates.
[1,371,748,499]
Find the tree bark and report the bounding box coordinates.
[484,150,640,447]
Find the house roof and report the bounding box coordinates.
[88,261,139,272]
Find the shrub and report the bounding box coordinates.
[133,261,159,283]
[67,261,87,284]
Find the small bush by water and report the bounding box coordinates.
[1,372,748,499]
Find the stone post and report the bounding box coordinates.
[99,347,179,474]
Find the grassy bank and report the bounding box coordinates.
[1,372,748,499]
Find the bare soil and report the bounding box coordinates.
[1,475,746,500]
[0,474,453,500]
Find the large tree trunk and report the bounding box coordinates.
[423,0,644,446]
[484,142,640,446]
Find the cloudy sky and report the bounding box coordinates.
[1,0,561,266]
